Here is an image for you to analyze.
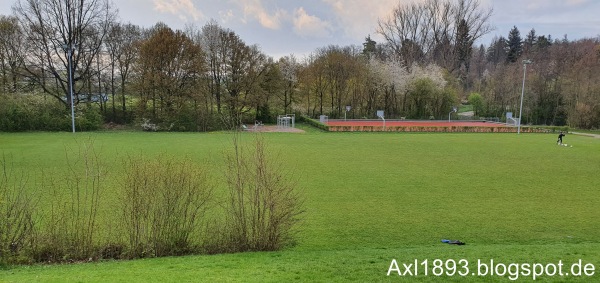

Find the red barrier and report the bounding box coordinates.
[327,120,505,127]
[323,120,548,132]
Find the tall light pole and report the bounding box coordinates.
[518,59,532,134]
[63,43,76,133]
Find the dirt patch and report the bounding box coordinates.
[245,125,305,133]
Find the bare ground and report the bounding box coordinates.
[244,125,305,133]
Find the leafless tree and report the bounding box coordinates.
[277,55,299,114]
[134,23,205,127]
[378,0,493,71]
[199,21,270,126]
[13,0,117,107]
[200,20,226,114]
[0,15,25,93]
[105,22,141,122]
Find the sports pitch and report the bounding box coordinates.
[1,129,599,282]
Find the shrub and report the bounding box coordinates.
[0,93,103,132]
[32,138,106,262]
[299,115,329,131]
[121,154,213,258]
[76,107,103,131]
[0,155,37,265]
[213,133,303,252]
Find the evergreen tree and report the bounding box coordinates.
[455,19,473,88]
[506,26,523,63]
[536,35,552,49]
[362,35,376,58]
[523,28,537,55]
[486,36,507,65]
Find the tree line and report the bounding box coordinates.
[1,0,599,131]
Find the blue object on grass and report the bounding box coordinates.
[441,239,465,245]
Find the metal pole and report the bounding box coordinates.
[518,60,530,134]
[68,46,76,133]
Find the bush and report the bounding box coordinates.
[1,134,303,264]
[0,155,36,265]
[528,125,569,133]
[210,133,303,253]
[33,138,106,262]
[468,93,484,116]
[121,154,213,258]
[0,93,103,132]
[299,115,329,131]
[76,107,103,131]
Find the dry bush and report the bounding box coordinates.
[32,138,106,262]
[0,155,36,265]
[215,132,303,252]
[121,154,213,258]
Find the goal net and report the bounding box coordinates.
[506,117,520,127]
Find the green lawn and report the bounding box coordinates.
[571,129,600,135]
[458,104,473,113]
[1,129,599,282]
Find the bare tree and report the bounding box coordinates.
[134,23,205,128]
[0,15,25,93]
[13,0,117,107]
[277,55,299,114]
[200,21,271,126]
[105,22,141,122]
[377,0,493,71]
[200,20,226,114]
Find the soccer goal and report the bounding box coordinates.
[506,117,520,127]
[277,114,295,128]
[506,112,519,126]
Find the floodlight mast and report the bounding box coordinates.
[518,59,532,134]
[62,43,77,133]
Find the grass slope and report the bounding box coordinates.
[1,130,599,282]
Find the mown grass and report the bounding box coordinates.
[1,129,599,282]
[571,129,600,135]
[458,104,473,113]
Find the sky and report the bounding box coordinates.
[3,0,600,59]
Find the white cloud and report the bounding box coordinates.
[321,0,409,42]
[293,7,333,38]
[239,0,287,30]
[566,0,589,6]
[153,0,204,22]
[219,9,234,24]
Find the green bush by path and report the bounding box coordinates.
[0,131,599,282]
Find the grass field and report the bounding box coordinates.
[1,127,599,282]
